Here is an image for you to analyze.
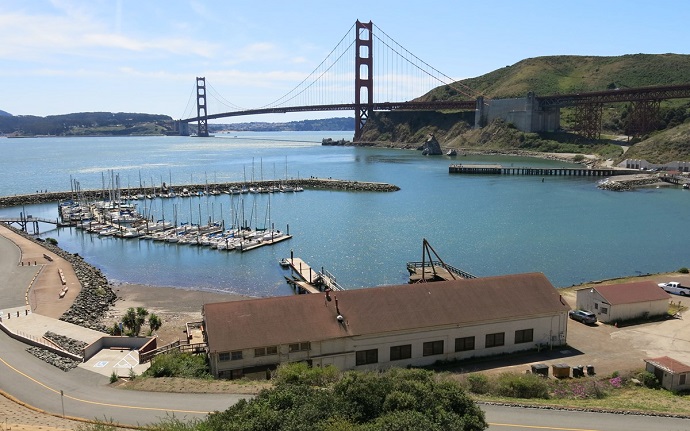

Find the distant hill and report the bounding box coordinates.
[209,117,354,132]
[0,109,11,117]
[0,112,173,136]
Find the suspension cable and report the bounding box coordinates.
[372,23,481,100]
[258,22,356,109]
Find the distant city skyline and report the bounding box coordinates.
[2,0,688,122]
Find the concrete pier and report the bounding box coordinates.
[449,164,640,177]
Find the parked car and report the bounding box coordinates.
[569,309,597,324]
[658,282,689,296]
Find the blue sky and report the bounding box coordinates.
[2,0,688,122]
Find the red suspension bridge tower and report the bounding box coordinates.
[196,77,209,137]
[354,20,373,141]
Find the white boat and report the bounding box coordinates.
[279,258,290,267]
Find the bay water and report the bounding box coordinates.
[1,132,689,297]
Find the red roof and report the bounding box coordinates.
[645,356,690,374]
[592,281,670,305]
[203,272,570,353]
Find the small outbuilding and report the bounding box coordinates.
[575,281,670,324]
[644,356,690,391]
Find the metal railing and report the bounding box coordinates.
[406,261,476,279]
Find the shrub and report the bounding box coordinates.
[495,372,549,399]
[143,352,210,379]
[637,371,661,389]
[679,267,689,274]
[466,373,491,394]
[273,362,339,387]
[45,237,58,245]
[109,371,118,384]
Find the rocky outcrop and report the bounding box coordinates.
[322,138,351,146]
[419,134,442,156]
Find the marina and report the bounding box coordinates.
[2,132,690,297]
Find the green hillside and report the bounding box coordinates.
[621,120,690,163]
[422,53,690,101]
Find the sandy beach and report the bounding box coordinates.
[104,283,251,345]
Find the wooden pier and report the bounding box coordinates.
[449,164,640,177]
[284,256,344,294]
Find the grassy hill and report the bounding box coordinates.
[422,54,690,101]
[620,120,690,163]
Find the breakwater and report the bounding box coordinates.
[0,178,399,208]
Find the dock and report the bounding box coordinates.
[449,164,641,177]
[283,256,344,294]
[407,260,477,283]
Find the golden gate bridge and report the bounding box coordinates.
[177,20,690,141]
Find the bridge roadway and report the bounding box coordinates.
[181,100,476,123]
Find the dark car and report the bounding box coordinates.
[569,309,597,324]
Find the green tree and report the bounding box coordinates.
[148,313,162,335]
[121,307,149,336]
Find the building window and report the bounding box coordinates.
[390,344,412,361]
[514,329,533,344]
[231,350,243,360]
[255,346,279,357]
[423,340,444,356]
[289,342,311,352]
[485,332,505,348]
[356,349,378,365]
[455,336,475,352]
[594,303,599,309]
[601,307,608,314]
[219,352,230,362]
[681,374,687,385]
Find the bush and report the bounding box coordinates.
[679,267,689,274]
[45,237,58,245]
[272,362,340,387]
[109,371,118,384]
[637,371,661,389]
[495,372,549,399]
[466,373,491,394]
[143,352,210,379]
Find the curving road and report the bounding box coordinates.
[0,329,246,426]
[2,327,689,430]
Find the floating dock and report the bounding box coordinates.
[283,256,344,294]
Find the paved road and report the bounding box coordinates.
[482,404,690,430]
[3,324,689,429]
[0,329,248,426]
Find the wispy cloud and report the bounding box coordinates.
[0,6,218,61]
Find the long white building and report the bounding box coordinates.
[202,272,570,379]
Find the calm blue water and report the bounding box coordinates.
[2,132,689,297]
